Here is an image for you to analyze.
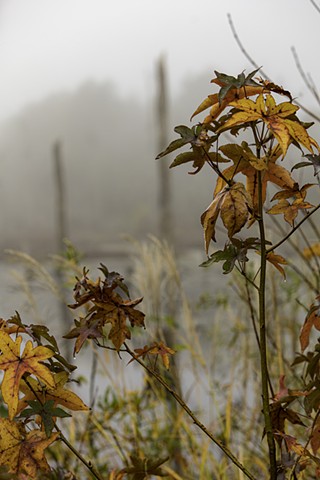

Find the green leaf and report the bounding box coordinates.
[169,152,197,168]
[199,250,230,268]
[156,138,189,159]
[291,161,313,172]
[305,154,320,176]
[174,125,195,139]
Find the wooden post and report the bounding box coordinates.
[157,56,173,244]
[53,141,67,252]
[52,140,71,360]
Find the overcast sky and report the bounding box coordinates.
[0,0,319,122]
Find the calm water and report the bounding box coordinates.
[0,248,242,419]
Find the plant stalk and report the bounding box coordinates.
[257,170,277,479]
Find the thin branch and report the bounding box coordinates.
[266,204,320,254]
[291,46,320,106]
[124,343,257,480]
[227,13,320,123]
[227,14,269,80]
[202,147,233,186]
[310,0,320,14]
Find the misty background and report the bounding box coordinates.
[0,0,319,257]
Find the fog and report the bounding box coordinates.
[0,0,320,257]
[0,71,220,255]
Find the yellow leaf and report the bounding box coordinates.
[268,197,313,227]
[0,418,59,476]
[192,85,264,122]
[265,117,291,157]
[216,144,294,215]
[285,118,316,153]
[220,183,252,238]
[216,94,316,157]
[0,331,55,419]
[303,242,320,259]
[18,372,88,415]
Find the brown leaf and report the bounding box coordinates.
[107,310,131,351]
[300,295,320,352]
[311,417,320,455]
[148,342,175,370]
[63,317,104,356]
[266,252,288,279]
[276,432,306,457]
[65,268,145,353]
[201,187,228,254]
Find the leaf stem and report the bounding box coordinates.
[124,343,257,480]
[202,147,233,186]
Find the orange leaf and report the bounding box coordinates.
[0,331,55,420]
[300,295,320,352]
[148,342,175,370]
[266,252,288,279]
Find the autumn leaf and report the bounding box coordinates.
[201,182,252,254]
[266,252,288,279]
[217,94,318,157]
[215,143,295,215]
[109,470,125,480]
[300,295,320,352]
[201,187,228,253]
[269,403,305,439]
[0,331,55,420]
[0,319,23,336]
[219,183,253,239]
[275,432,306,457]
[127,344,154,365]
[191,70,292,123]
[120,454,169,479]
[191,69,265,122]
[303,242,320,259]
[268,198,313,226]
[65,268,145,353]
[311,417,320,455]
[0,418,59,477]
[17,372,88,416]
[146,342,175,370]
[63,317,104,356]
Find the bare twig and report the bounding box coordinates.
[266,204,320,255]
[227,13,320,123]
[310,0,320,14]
[291,46,320,106]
